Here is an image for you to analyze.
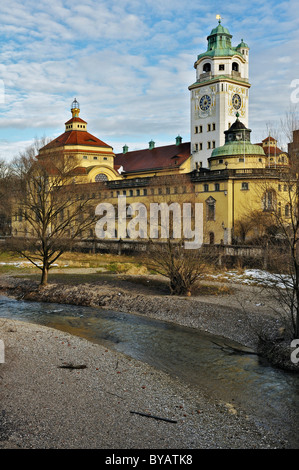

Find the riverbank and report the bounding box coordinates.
[0,272,292,352]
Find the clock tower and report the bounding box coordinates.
[189,18,250,169]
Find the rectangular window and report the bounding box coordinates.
[241,182,249,190]
[207,142,211,149]
[194,143,198,152]
[207,124,211,132]
[143,189,147,196]
[212,123,216,131]
[215,183,220,191]
[129,189,133,196]
[204,184,209,192]
[136,189,140,196]
[212,141,216,148]
[195,126,198,134]
[239,157,244,162]
[199,125,203,133]
[219,64,225,71]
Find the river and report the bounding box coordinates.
[0,295,298,447]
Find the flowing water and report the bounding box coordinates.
[0,295,298,447]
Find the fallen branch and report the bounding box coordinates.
[211,341,257,355]
[58,363,87,369]
[130,411,177,423]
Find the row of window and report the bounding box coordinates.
[66,124,86,130]
[83,156,108,161]
[194,141,216,151]
[195,123,216,134]
[203,62,240,73]
[202,182,249,192]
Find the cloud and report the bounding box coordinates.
[0,0,298,159]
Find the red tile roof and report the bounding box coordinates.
[40,129,112,151]
[65,117,87,125]
[114,142,191,173]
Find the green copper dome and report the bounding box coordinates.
[211,117,265,158]
[211,141,265,158]
[197,21,244,60]
[209,23,231,36]
[237,39,249,49]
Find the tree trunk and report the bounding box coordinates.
[40,264,48,286]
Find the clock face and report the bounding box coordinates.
[200,94,211,111]
[232,93,242,110]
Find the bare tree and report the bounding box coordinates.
[0,159,13,236]
[245,175,299,340]
[142,174,211,296]
[7,143,97,286]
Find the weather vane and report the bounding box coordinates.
[216,14,222,23]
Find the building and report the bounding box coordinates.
[12,20,294,247]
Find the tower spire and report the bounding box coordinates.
[71,98,80,118]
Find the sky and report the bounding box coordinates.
[0,0,299,161]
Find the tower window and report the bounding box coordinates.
[207,124,211,132]
[195,126,198,134]
[219,64,225,71]
[212,141,216,148]
[232,62,239,72]
[199,142,203,151]
[203,63,211,73]
[212,123,216,131]
[241,182,249,190]
[199,125,203,133]
[215,183,220,191]
[204,184,209,192]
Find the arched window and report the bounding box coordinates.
[203,63,211,73]
[95,173,108,182]
[232,62,239,72]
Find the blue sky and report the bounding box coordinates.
[0,0,298,160]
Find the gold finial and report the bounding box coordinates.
[216,14,222,23]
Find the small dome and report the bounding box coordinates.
[237,39,249,49]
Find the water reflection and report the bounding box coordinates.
[0,295,298,446]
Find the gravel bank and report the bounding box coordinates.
[0,319,286,449]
